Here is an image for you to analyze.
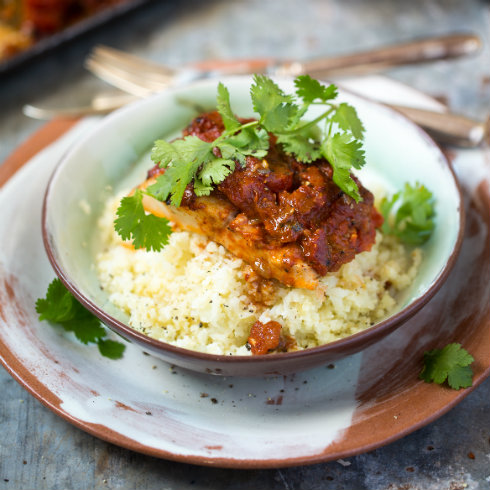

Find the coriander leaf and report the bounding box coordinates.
[150,139,178,167]
[322,132,365,202]
[115,190,172,251]
[97,338,126,360]
[225,126,269,160]
[148,136,213,206]
[294,75,337,103]
[379,190,399,226]
[149,158,201,206]
[36,278,77,323]
[380,182,435,245]
[332,103,365,139]
[193,178,214,197]
[216,141,245,163]
[277,132,321,163]
[199,158,235,186]
[145,76,366,208]
[145,171,173,202]
[63,305,106,344]
[36,278,126,359]
[250,75,294,121]
[216,82,241,131]
[172,136,212,165]
[151,136,212,170]
[261,103,298,134]
[130,209,173,251]
[286,103,309,129]
[215,141,245,166]
[447,365,474,391]
[419,343,474,390]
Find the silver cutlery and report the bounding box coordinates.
[23,93,490,148]
[84,34,481,96]
[23,93,136,119]
[23,33,487,146]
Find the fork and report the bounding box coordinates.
[24,34,488,146]
[85,33,481,96]
[23,91,490,147]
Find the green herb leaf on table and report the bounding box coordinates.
[36,278,126,359]
[63,308,106,344]
[380,182,436,245]
[419,343,474,390]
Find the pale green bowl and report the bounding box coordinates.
[42,76,464,376]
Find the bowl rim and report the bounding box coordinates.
[41,75,466,367]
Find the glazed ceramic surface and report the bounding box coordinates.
[0,76,488,467]
[41,76,463,375]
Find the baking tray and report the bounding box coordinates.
[0,0,153,75]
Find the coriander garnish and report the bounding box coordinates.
[380,182,436,245]
[36,278,126,360]
[115,74,367,251]
[419,343,474,390]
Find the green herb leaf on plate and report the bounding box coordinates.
[97,338,127,360]
[419,343,474,390]
[36,278,126,359]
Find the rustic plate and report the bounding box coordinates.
[0,76,489,468]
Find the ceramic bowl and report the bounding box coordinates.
[42,76,464,376]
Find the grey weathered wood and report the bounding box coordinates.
[2,0,490,488]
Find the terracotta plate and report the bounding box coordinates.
[0,76,489,468]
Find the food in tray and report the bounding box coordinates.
[95,75,435,356]
[0,0,131,61]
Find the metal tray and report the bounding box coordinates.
[0,0,152,75]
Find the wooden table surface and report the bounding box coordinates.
[1,1,489,488]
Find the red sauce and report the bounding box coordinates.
[247,320,283,355]
[22,0,128,36]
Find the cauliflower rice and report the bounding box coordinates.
[96,195,422,355]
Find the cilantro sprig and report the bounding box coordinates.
[148,82,269,205]
[36,278,126,360]
[116,74,367,251]
[419,343,474,390]
[380,182,436,245]
[148,75,366,205]
[114,189,172,252]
